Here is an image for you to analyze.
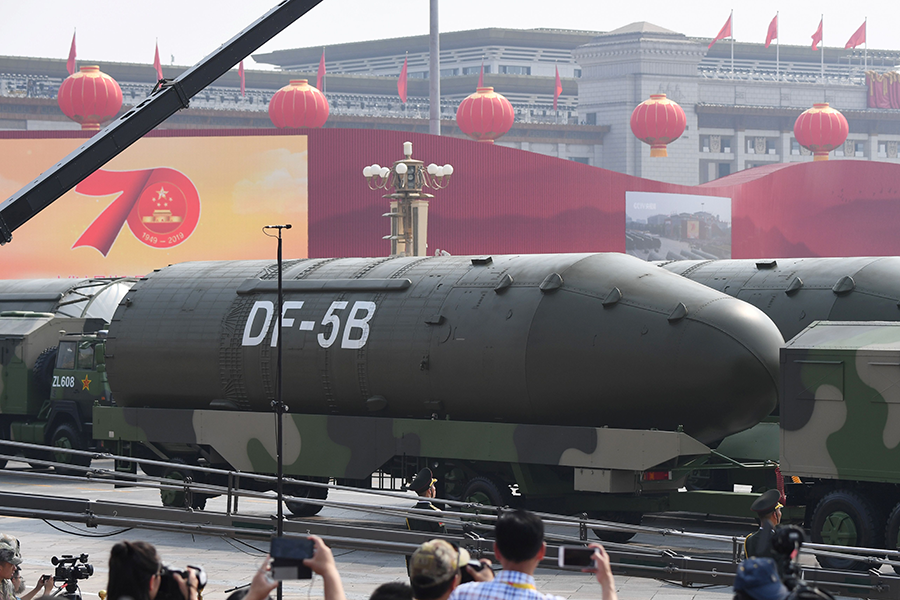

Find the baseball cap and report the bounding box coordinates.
[734,558,789,600]
[409,540,470,591]
[0,534,22,566]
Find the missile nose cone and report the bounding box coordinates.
[684,296,784,442]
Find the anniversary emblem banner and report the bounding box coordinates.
[0,133,308,278]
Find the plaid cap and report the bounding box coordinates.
[734,558,789,600]
[0,534,22,566]
[410,539,470,590]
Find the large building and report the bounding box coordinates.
[2,23,900,184]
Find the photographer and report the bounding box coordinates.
[0,534,22,600]
[239,536,346,600]
[107,541,198,600]
[13,568,53,600]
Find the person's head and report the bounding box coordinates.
[107,541,162,600]
[408,469,437,498]
[370,581,413,600]
[11,567,25,595]
[409,539,469,600]
[751,490,783,527]
[494,510,544,565]
[0,534,22,581]
[733,558,789,600]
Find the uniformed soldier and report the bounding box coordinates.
[405,468,447,534]
[405,468,447,575]
[744,489,783,560]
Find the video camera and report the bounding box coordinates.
[156,565,208,600]
[51,554,93,583]
[768,525,834,600]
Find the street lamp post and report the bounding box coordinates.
[363,141,452,256]
[262,222,291,600]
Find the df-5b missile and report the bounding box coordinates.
[660,257,900,340]
[106,253,783,445]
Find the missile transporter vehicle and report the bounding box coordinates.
[82,251,784,522]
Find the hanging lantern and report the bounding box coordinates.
[794,103,849,161]
[456,87,514,143]
[57,65,123,131]
[630,94,686,157]
[268,79,329,128]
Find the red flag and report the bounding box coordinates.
[238,60,245,97]
[66,31,77,75]
[765,15,778,49]
[153,42,164,81]
[553,65,562,111]
[811,18,823,51]
[317,49,326,90]
[708,14,732,50]
[398,55,408,103]
[477,58,484,88]
[845,21,866,49]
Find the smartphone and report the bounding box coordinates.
[270,537,314,580]
[557,546,596,568]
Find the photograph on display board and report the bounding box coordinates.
[0,132,309,279]
[625,191,732,261]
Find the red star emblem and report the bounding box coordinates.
[81,376,92,391]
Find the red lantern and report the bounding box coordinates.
[794,103,849,161]
[57,65,123,131]
[268,79,329,128]
[456,87,514,143]
[630,94,686,157]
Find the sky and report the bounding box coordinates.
[0,1,893,72]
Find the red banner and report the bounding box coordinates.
[867,71,900,109]
[73,167,201,256]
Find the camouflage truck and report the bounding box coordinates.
[781,321,900,570]
[0,312,109,473]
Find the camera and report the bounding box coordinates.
[156,566,207,600]
[269,537,313,580]
[768,525,835,599]
[52,555,94,583]
[459,560,487,584]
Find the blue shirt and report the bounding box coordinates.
[449,570,567,600]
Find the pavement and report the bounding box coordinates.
[0,459,739,600]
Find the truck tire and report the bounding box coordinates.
[811,490,883,571]
[50,423,91,475]
[590,511,640,543]
[462,476,511,508]
[285,480,328,517]
[160,459,208,510]
[32,347,57,398]
[884,502,900,574]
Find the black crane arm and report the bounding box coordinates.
[0,0,323,244]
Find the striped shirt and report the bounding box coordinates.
[449,570,566,600]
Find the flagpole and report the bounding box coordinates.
[775,12,779,81]
[323,47,326,95]
[820,15,824,81]
[730,9,734,80]
[864,17,868,72]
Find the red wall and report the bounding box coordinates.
[703,160,900,258]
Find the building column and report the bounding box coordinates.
[736,130,746,171]
[781,132,792,162]
[868,134,879,160]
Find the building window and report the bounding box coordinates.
[791,139,801,155]
[574,69,582,78]
[499,65,531,75]
[717,163,731,178]
[409,71,428,79]
[440,68,459,77]
[767,140,776,155]
[879,143,887,158]
[585,112,597,125]
[855,142,865,157]
[570,157,590,165]
[462,65,490,75]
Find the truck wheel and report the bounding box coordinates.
[32,347,58,398]
[811,490,883,571]
[590,511,640,543]
[285,481,328,517]
[462,476,511,508]
[160,459,207,510]
[50,423,91,475]
[884,502,900,574]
